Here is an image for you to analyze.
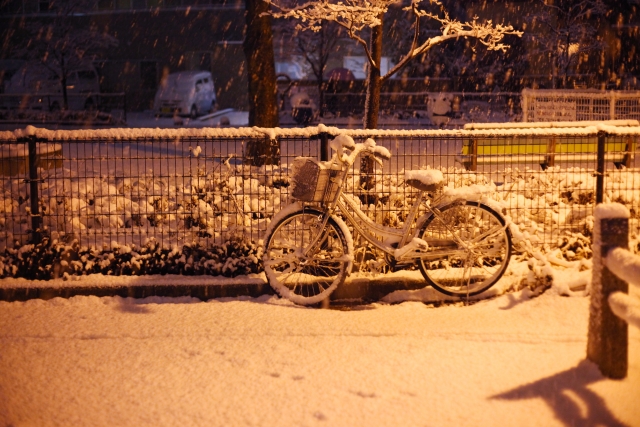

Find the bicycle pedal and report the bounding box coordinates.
[388,260,415,272]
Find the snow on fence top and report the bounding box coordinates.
[463,119,640,130]
[3,123,640,142]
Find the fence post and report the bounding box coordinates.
[622,135,634,169]
[587,203,629,379]
[595,131,606,204]
[319,132,330,162]
[609,93,616,121]
[27,136,42,244]
[544,136,556,169]
[469,138,477,172]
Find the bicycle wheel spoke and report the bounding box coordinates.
[264,210,351,305]
[470,224,505,245]
[418,202,512,297]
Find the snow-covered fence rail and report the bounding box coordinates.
[0,124,638,279]
[461,120,639,171]
[606,249,640,330]
[588,203,639,379]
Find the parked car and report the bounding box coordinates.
[154,71,216,118]
[3,62,100,111]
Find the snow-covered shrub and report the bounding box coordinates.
[0,235,262,280]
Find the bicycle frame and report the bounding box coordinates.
[336,189,469,261]
[309,149,464,263]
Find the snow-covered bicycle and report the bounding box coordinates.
[263,135,512,305]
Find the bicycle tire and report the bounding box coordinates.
[417,201,512,297]
[263,206,353,305]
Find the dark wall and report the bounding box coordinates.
[0,4,249,111]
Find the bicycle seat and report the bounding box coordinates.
[405,170,444,192]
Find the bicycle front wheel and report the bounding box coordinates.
[263,207,353,305]
[417,201,512,297]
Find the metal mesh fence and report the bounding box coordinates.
[0,127,638,255]
[522,89,640,122]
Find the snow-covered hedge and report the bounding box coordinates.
[0,236,262,280]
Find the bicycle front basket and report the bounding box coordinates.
[291,157,338,202]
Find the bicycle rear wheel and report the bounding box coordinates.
[263,207,353,305]
[417,201,512,297]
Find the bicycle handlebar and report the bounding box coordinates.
[330,135,391,167]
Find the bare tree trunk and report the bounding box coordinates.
[363,14,383,130]
[243,0,279,165]
[360,13,384,191]
[244,0,279,127]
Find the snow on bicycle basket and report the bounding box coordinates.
[290,157,340,202]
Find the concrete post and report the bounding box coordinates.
[587,203,629,379]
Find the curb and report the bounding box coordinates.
[0,278,428,303]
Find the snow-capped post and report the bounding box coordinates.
[595,131,606,204]
[587,203,629,379]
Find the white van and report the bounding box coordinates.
[154,71,216,118]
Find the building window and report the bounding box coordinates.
[140,61,157,90]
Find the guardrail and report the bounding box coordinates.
[588,203,639,379]
[460,120,639,171]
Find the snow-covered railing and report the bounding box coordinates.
[588,203,638,379]
[606,249,640,329]
[4,121,640,142]
[459,120,639,171]
[522,89,640,122]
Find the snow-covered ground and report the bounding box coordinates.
[126,110,251,128]
[0,285,638,427]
